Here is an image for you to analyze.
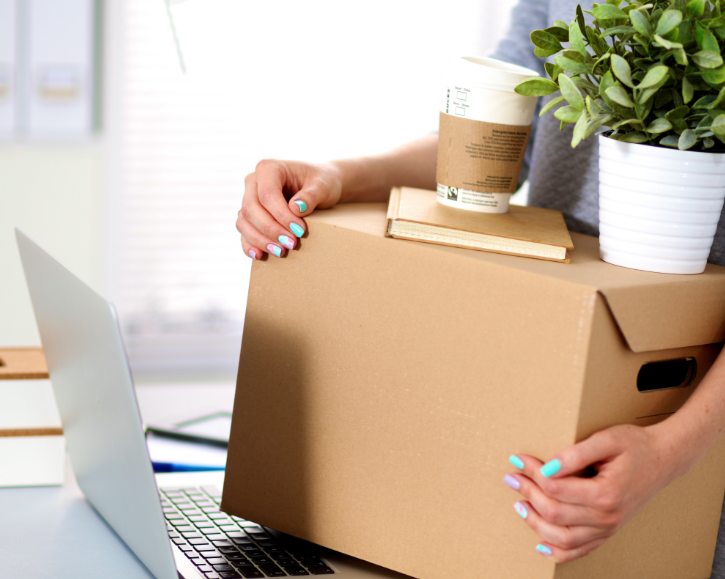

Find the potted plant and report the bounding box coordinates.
[515,0,725,274]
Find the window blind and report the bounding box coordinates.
[114,0,518,378]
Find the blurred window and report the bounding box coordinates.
[115,0,518,378]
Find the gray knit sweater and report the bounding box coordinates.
[491,2,725,576]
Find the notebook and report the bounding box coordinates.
[386,186,574,263]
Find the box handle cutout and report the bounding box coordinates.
[637,357,696,392]
[0,357,4,367]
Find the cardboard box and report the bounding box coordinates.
[223,203,725,579]
[0,348,65,487]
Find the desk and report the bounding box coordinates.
[0,381,236,579]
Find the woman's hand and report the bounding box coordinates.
[236,159,344,260]
[505,422,688,562]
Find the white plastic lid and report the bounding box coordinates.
[447,56,540,91]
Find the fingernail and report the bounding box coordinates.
[540,459,561,478]
[509,455,524,469]
[278,235,295,250]
[293,200,307,213]
[536,544,553,556]
[514,502,528,519]
[267,244,282,257]
[503,474,520,491]
[249,249,257,260]
[290,223,305,238]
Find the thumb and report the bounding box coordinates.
[540,430,623,479]
[289,170,343,217]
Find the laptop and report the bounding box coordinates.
[16,229,411,579]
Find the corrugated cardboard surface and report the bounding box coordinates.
[0,348,49,380]
[224,203,725,579]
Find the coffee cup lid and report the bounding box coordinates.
[448,56,540,91]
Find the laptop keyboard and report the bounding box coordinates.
[160,486,336,578]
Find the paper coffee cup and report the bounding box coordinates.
[436,57,540,214]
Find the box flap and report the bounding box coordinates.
[308,204,725,352]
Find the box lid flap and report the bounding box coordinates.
[308,203,725,352]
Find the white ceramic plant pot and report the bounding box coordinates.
[598,135,725,274]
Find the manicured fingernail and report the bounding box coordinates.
[267,244,282,257]
[540,459,561,478]
[249,249,257,260]
[514,502,528,519]
[289,223,305,238]
[536,544,553,556]
[293,200,307,213]
[503,474,520,491]
[278,235,295,250]
[509,455,524,469]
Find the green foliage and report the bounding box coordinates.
[513,0,725,150]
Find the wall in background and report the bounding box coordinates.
[0,143,106,346]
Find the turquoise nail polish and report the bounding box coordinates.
[536,544,553,556]
[278,235,295,250]
[514,502,528,519]
[541,459,561,478]
[290,223,305,238]
[267,244,282,257]
[509,455,524,469]
[294,200,307,213]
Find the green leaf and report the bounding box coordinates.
[599,70,619,110]
[554,53,592,75]
[656,9,683,36]
[694,95,718,108]
[606,85,636,108]
[559,73,585,110]
[544,26,570,42]
[687,0,706,18]
[638,65,669,89]
[601,25,637,37]
[620,132,649,142]
[571,110,590,147]
[693,51,724,68]
[638,86,659,104]
[572,76,598,92]
[707,87,725,109]
[584,114,615,138]
[539,95,566,116]
[653,34,684,48]
[569,21,587,56]
[593,53,613,73]
[660,135,681,147]
[683,76,694,104]
[673,48,689,65]
[647,117,673,132]
[702,65,725,84]
[553,20,569,29]
[514,77,561,97]
[544,62,564,82]
[611,54,635,87]
[593,4,628,19]
[704,137,716,148]
[630,10,652,37]
[535,46,562,58]
[656,89,675,108]
[702,27,720,52]
[577,5,587,34]
[712,113,725,135]
[666,105,691,120]
[555,105,584,123]
[531,30,563,52]
[678,129,698,149]
[612,118,645,129]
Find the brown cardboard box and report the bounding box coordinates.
[223,202,725,579]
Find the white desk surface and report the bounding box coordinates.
[0,381,236,579]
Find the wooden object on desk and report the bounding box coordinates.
[0,347,65,487]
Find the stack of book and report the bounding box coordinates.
[0,348,65,487]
